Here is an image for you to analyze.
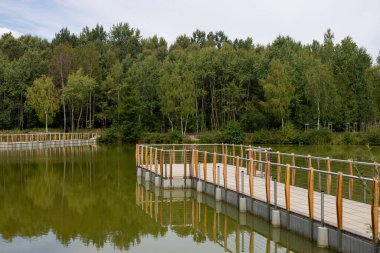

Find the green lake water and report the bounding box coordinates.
[2,144,378,253]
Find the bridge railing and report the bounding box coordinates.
[0,132,98,142]
[136,143,380,242]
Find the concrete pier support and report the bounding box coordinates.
[239,197,247,212]
[215,188,222,201]
[144,171,150,181]
[154,176,160,187]
[197,181,203,192]
[271,210,280,227]
[317,227,329,248]
[137,167,142,177]
[162,179,171,188]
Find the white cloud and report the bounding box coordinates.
[0,27,22,38]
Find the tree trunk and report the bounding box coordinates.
[317,101,320,130]
[45,112,48,133]
[77,106,83,130]
[71,104,74,133]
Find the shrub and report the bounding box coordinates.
[98,127,121,143]
[363,128,380,145]
[219,121,244,144]
[299,129,332,145]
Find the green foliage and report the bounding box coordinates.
[298,129,333,145]
[1,26,380,145]
[363,129,380,145]
[26,75,59,132]
[260,59,294,128]
[219,121,244,144]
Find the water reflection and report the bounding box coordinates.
[136,181,336,253]
[0,145,337,252]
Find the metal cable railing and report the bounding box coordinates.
[136,144,380,242]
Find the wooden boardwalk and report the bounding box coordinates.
[0,132,98,149]
[142,163,376,240]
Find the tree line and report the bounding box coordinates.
[0,23,379,140]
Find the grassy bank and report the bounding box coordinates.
[98,123,380,146]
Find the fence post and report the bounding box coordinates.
[141,146,144,168]
[136,144,139,166]
[249,149,253,198]
[348,160,354,200]
[203,151,207,182]
[145,146,148,169]
[291,153,296,185]
[223,154,227,188]
[285,164,290,211]
[240,144,243,167]
[277,151,281,182]
[253,150,257,177]
[336,172,343,231]
[191,149,194,177]
[160,150,163,177]
[307,154,312,168]
[155,148,158,174]
[213,152,216,184]
[183,149,187,178]
[308,166,314,220]
[170,150,173,179]
[265,159,270,205]
[235,156,240,193]
[195,150,199,179]
[326,158,331,194]
[372,177,379,242]
[150,147,153,171]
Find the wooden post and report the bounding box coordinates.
[307,155,312,168]
[223,154,227,188]
[213,152,216,184]
[235,156,240,193]
[249,151,253,198]
[326,158,331,194]
[285,164,291,211]
[195,150,199,179]
[336,172,343,231]
[191,149,195,177]
[308,166,314,220]
[265,159,270,204]
[291,153,296,185]
[222,143,225,155]
[141,146,144,167]
[348,160,354,199]
[277,151,281,182]
[203,151,207,181]
[140,145,144,166]
[184,149,187,178]
[170,150,173,179]
[149,147,153,171]
[136,144,139,166]
[155,148,158,174]
[253,150,257,177]
[372,178,379,242]
[160,150,164,177]
[240,144,243,166]
[248,147,252,175]
[145,146,148,169]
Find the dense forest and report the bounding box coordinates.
[0,22,379,141]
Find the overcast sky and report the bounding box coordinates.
[0,0,379,60]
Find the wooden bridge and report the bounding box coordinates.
[0,132,98,149]
[136,144,380,252]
